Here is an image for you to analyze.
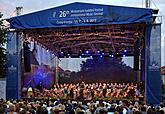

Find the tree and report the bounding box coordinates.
[0,12,7,78]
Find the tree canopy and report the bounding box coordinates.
[0,13,7,78]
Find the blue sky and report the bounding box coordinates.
[0,0,165,65]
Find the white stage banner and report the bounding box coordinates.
[0,80,6,99]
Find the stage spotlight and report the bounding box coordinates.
[100,55,103,58]
[102,53,105,55]
[111,55,114,57]
[52,53,55,56]
[123,54,126,57]
[85,50,89,54]
[79,56,82,58]
[97,50,100,53]
[47,50,49,52]
[61,51,64,54]
[90,55,93,58]
[124,49,127,53]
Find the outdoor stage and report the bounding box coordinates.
[6,2,162,105]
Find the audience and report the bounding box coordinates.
[0,98,164,114]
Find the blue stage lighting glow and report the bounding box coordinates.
[123,54,126,57]
[61,51,64,54]
[111,55,114,57]
[90,55,93,58]
[100,55,103,58]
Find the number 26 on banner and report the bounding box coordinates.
[59,10,70,17]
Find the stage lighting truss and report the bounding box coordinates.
[24,23,145,57]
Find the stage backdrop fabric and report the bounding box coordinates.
[146,24,162,105]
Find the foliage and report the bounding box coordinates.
[0,13,7,78]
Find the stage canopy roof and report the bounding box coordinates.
[7,2,157,57]
[8,2,154,29]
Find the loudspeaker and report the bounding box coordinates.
[134,38,140,71]
[23,42,31,72]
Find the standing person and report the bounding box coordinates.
[80,82,85,99]
[102,84,107,98]
[69,88,74,99]
[91,87,95,99]
[27,86,33,98]
[37,82,43,92]
[64,86,68,98]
